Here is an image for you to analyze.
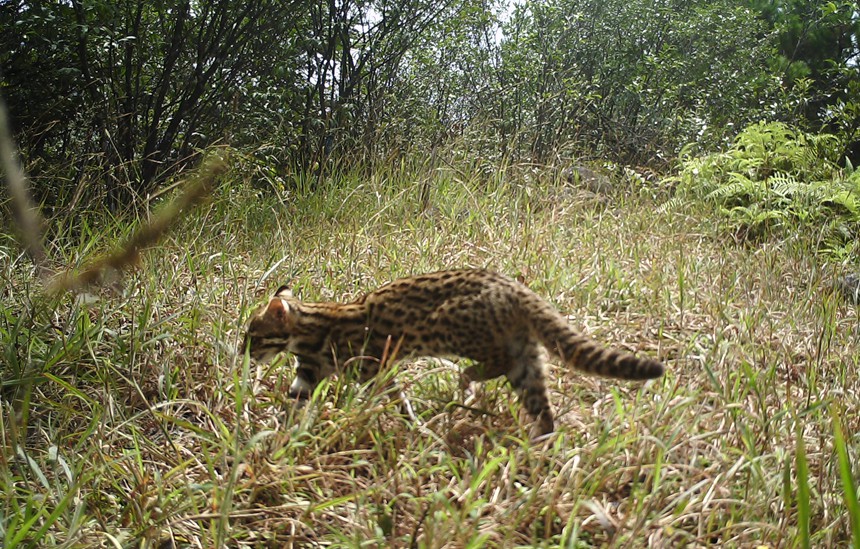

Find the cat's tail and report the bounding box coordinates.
[532,302,664,380]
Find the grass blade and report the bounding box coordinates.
[832,405,860,549]
[796,425,811,549]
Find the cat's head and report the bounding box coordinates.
[240,285,297,362]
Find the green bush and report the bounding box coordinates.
[669,121,859,249]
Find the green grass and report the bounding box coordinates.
[2,157,860,547]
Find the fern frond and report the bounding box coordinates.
[669,120,855,250]
[656,196,686,214]
[822,190,860,217]
[768,172,800,198]
[728,204,786,223]
[705,180,751,202]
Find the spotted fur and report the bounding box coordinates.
[242,269,663,437]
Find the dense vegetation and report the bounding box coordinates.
[2,0,860,546]
[3,0,859,200]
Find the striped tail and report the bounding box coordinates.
[534,306,664,380]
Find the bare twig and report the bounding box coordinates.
[47,154,228,293]
[0,100,54,280]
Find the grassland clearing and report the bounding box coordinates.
[2,160,859,547]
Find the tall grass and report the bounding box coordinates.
[2,158,859,546]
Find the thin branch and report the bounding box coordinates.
[0,99,53,280]
[48,153,228,293]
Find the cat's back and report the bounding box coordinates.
[365,269,520,307]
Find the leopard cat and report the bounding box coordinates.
[242,269,664,437]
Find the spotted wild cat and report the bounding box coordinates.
[242,269,663,437]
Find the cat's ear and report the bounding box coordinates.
[265,297,290,318]
[274,285,293,298]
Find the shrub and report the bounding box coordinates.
[668,121,859,250]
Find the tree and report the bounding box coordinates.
[1,0,483,202]
[747,0,860,160]
[1,0,302,206]
[470,0,777,165]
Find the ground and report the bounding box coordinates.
[2,161,859,547]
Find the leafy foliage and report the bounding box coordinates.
[670,121,860,245]
[451,0,778,165]
[0,0,302,206]
[5,1,860,546]
[748,0,860,160]
[0,0,474,204]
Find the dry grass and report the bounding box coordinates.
[2,159,859,547]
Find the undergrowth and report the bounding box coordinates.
[667,121,860,256]
[2,156,860,547]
